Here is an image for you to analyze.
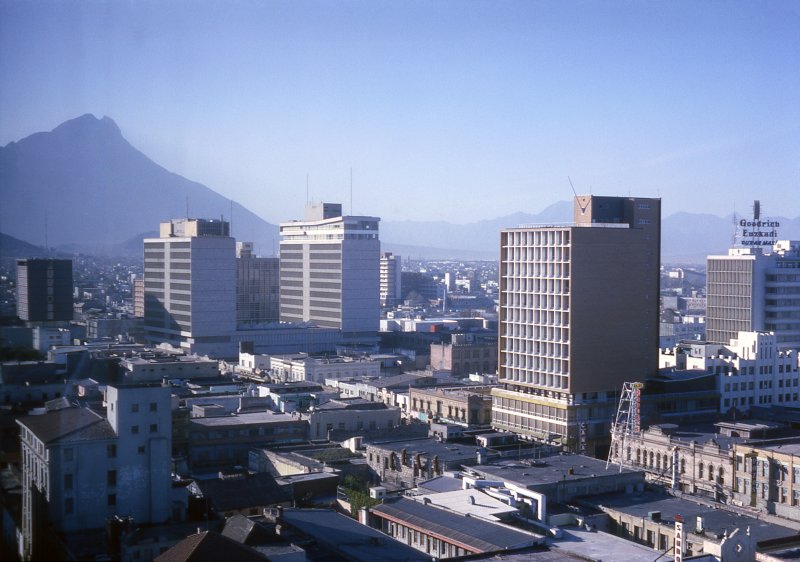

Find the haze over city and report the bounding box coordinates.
[2,1,798,224]
[5,3,800,562]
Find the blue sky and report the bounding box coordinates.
[1,1,798,224]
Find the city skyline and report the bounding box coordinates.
[1,1,798,226]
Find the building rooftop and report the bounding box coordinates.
[589,490,796,544]
[189,411,299,428]
[16,407,116,444]
[417,475,465,494]
[371,497,541,553]
[368,437,479,465]
[314,397,388,411]
[277,508,430,562]
[192,472,291,513]
[413,488,519,521]
[467,454,638,489]
[551,525,673,562]
[154,531,266,562]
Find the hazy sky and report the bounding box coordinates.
[1,1,798,224]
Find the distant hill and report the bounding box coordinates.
[383,204,800,264]
[0,114,279,255]
[3,115,798,263]
[0,232,47,259]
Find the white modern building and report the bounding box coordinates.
[660,331,800,414]
[379,252,402,307]
[707,240,800,351]
[143,218,236,357]
[280,203,380,345]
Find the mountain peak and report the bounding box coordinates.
[51,113,121,138]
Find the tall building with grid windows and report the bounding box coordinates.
[380,252,402,307]
[143,218,236,356]
[492,195,660,456]
[280,203,380,344]
[16,259,73,323]
[707,240,800,351]
[236,241,280,325]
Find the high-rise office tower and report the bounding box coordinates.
[16,259,73,323]
[707,240,800,351]
[492,195,660,455]
[143,218,236,356]
[236,241,280,325]
[379,252,402,308]
[280,203,380,343]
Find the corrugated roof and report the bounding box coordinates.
[372,498,538,553]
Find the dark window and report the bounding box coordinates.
[150,424,158,433]
[131,403,139,413]
[132,425,139,435]
[107,444,117,458]
[149,402,158,412]
[108,494,116,506]
[64,473,73,490]
[107,470,117,487]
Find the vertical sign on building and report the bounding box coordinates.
[674,514,685,562]
[578,422,587,454]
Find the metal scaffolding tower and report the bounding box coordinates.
[606,381,643,472]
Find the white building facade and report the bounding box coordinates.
[280,203,380,344]
[143,218,236,357]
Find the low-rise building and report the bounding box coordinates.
[367,497,542,558]
[732,440,800,522]
[307,398,400,440]
[17,383,172,561]
[365,438,480,489]
[586,490,796,561]
[188,411,307,470]
[608,421,789,503]
[430,333,497,376]
[408,386,493,426]
[660,331,800,414]
[269,354,381,384]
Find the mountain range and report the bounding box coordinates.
[2,114,798,263]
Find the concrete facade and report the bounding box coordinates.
[143,218,236,357]
[707,241,800,351]
[430,333,497,376]
[17,384,171,560]
[279,203,380,343]
[492,195,661,455]
[269,353,381,384]
[660,331,800,414]
[408,386,493,426]
[379,252,402,307]
[16,259,73,323]
[307,398,400,440]
[236,242,280,326]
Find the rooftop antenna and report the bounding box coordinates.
[569,177,590,215]
[44,208,49,257]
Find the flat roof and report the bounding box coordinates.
[190,411,299,427]
[552,525,673,562]
[588,490,796,543]
[368,438,478,464]
[413,489,519,521]
[467,454,638,488]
